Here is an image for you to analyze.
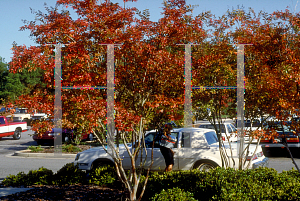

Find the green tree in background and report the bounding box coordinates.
[0,56,45,104]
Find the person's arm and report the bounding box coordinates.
[163,132,172,140]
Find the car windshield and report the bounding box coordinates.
[204,131,218,145]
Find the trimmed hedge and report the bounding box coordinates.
[89,165,118,187]
[151,187,198,201]
[2,163,86,187]
[142,167,300,200]
[2,163,120,187]
[52,163,87,185]
[2,167,54,187]
[3,165,300,201]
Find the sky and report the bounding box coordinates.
[0,0,299,63]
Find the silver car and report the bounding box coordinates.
[74,127,268,171]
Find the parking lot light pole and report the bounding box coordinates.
[184,44,192,128]
[178,44,199,128]
[99,44,121,157]
[54,44,62,156]
[107,45,114,155]
[237,44,245,168]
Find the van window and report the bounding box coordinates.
[181,132,191,148]
[144,132,159,148]
[144,132,178,148]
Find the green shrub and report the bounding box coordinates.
[52,163,86,185]
[89,165,118,187]
[142,167,300,201]
[3,165,300,201]
[2,167,53,187]
[151,187,197,201]
[142,169,210,200]
[62,144,82,153]
[28,145,44,152]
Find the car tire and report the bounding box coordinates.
[13,129,21,140]
[195,160,218,171]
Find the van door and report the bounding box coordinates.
[134,132,179,171]
[178,132,195,170]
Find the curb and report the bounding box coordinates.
[13,150,76,159]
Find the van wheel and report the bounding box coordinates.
[195,161,218,171]
[13,129,21,140]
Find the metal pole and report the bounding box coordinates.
[107,44,115,156]
[184,44,192,127]
[54,44,62,156]
[178,44,195,128]
[237,44,245,168]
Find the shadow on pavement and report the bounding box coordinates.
[263,147,300,158]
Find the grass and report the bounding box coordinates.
[27,145,44,152]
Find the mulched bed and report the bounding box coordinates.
[29,142,101,154]
[0,184,129,200]
[37,144,94,153]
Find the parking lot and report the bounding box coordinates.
[0,127,299,180]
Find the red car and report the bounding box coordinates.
[33,128,94,145]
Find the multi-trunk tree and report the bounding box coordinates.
[8,0,300,199]
[10,0,207,200]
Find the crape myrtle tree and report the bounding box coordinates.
[223,8,300,169]
[228,8,300,138]
[10,0,206,200]
[9,0,300,197]
[192,7,300,169]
